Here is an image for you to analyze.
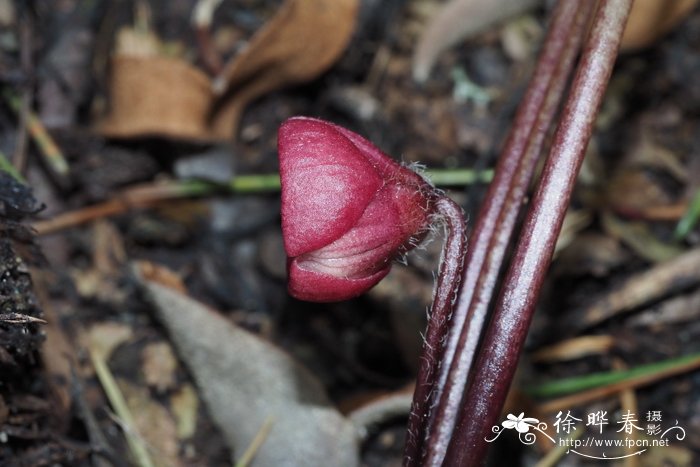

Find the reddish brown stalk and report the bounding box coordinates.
[423,2,592,464]
[403,196,466,467]
[442,1,633,465]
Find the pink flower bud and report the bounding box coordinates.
[278,117,436,302]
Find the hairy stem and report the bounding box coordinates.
[424,1,594,464]
[403,196,466,466]
[442,1,633,465]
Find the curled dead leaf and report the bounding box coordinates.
[99,56,214,141]
[210,0,360,138]
[621,0,698,51]
[100,0,359,141]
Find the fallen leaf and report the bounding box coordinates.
[621,0,698,51]
[210,0,360,138]
[99,55,214,141]
[119,379,182,467]
[171,384,199,440]
[142,341,178,394]
[84,322,134,360]
[137,260,187,294]
[133,262,359,467]
[71,221,128,304]
[101,1,358,141]
[412,0,539,82]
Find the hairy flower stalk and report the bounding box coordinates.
[403,196,466,466]
[423,1,594,464]
[443,1,633,465]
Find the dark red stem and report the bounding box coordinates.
[423,1,593,464]
[442,1,633,465]
[403,196,466,466]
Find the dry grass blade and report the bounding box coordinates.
[573,247,700,331]
[531,335,615,363]
[537,354,700,413]
[88,346,156,467]
[234,416,274,467]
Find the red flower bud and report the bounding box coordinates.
[279,117,436,302]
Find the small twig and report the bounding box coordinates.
[33,169,492,235]
[536,352,700,413]
[571,246,700,332]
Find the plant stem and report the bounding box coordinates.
[403,196,466,466]
[442,1,633,465]
[424,1,592,464]
[225,169,494,192]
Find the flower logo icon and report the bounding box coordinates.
[502,413,540,433]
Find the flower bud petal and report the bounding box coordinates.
[279,117,382,257]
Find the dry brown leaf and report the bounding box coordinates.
[72,221,129,303]
[119,379,182,467]
[136,260,187,294]
[209,0,360,138]
[132,262,359,467]
[621,0,698,51]
[99,24,219,141]
[170,384,199,440]
[93,220,127,275]
[84,322,134,360]
[113,26,162,57]
[142,341,178,394]
[101,1,357,141]
[412,0,539,82]
[99,55,214,141]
